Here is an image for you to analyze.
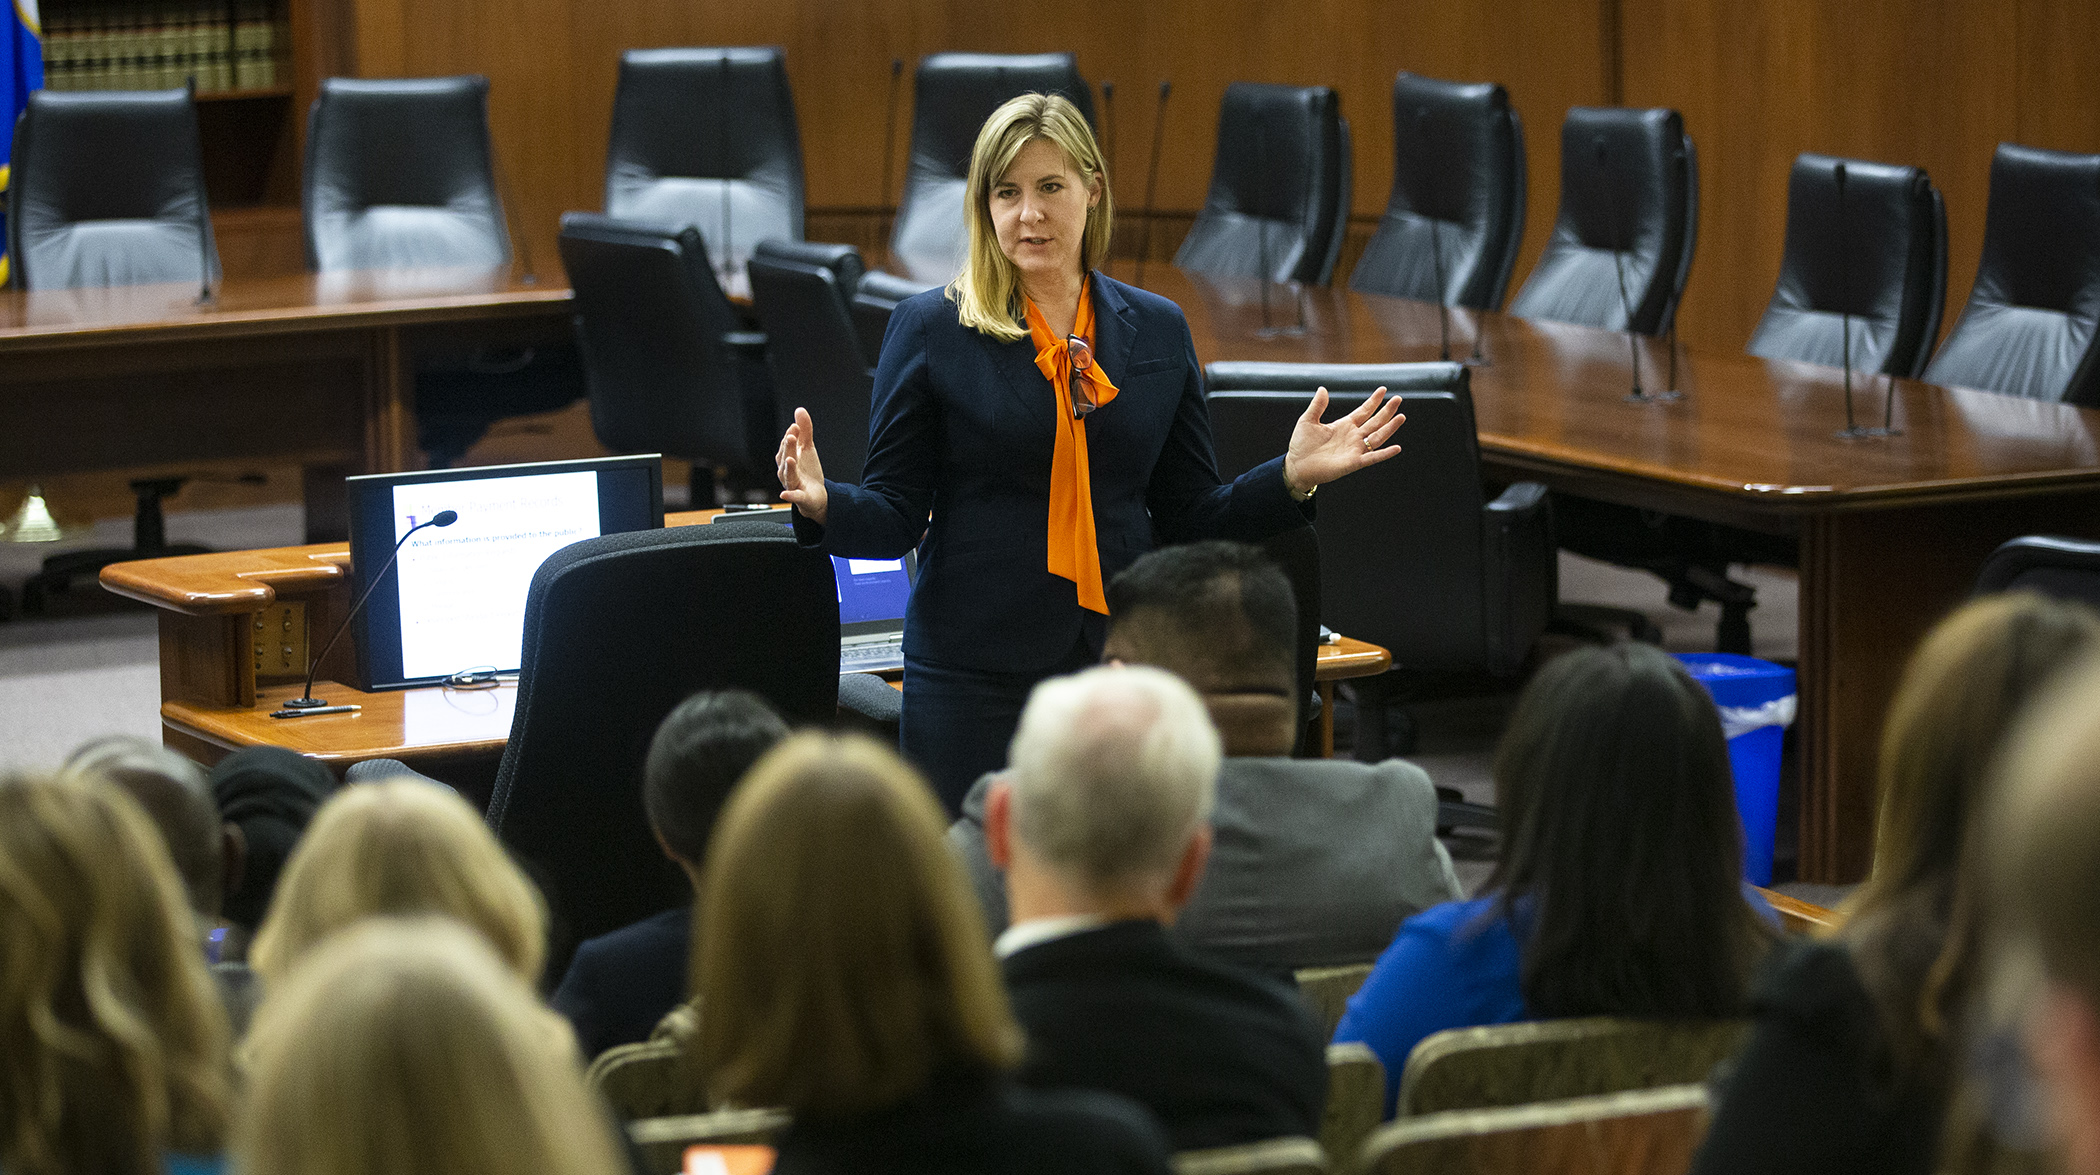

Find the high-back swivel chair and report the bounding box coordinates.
[559,213,771,506]
[890,52,1094,284]
[850,270,938,366]
[1922,143,2100,404]
[1176,83,1350,285]
[486,522,839,980]
[1974,535,2100,608]
[1747,153,1947,378]
[605,47,806,277]
[1351,73,1525,310]
[1508,106,1695,335]
[746,239,875,484]
[304,75,510,270]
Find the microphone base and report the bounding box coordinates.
[1834,426,1903,440]
[1625,389,1683,404]
[278,695,330,709]
[1254,325,1308,340]
[1461,353,1493,368]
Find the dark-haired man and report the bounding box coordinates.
[953,540,1459,974]
[552,690,787,1057]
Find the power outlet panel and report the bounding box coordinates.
[251,601,307,685]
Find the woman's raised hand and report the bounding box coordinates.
[1281,386,1405,494]
[776,407,829,526]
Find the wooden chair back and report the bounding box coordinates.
[1296,962,1374,1040]
[1174,1135,1329,1175]
[1322,1042,1387,1170]
[627,1108,790,1175]
[1361,1084,1711,1175]
[1396,1017,1750,1118]
[589,1036,707,1122]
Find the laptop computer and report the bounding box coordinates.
[709,508,914,673]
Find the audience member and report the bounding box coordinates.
[1694,594,2100,1175]
[249,778,547,987]
[983,665,1327,1150]
[697,732,1172,1175]
[953,541,1460,973]
[0,773,232,1175]
[1336,642,1780,1114]
[208,745,337,952]
[234,916,627,1175]
[61,735,261,1031]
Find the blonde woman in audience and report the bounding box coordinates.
[1694,592,2100,1175]
[0,773,231,1175]
[249,778,546,986]
[695,732,1173,1175]
[234,916,625,1175]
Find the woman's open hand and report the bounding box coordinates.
[776,407,829,525]
[1281,386,1405,495]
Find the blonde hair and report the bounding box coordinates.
[0,773,231,1175]
[234,916,625,1175]
[950,92,1114,341]
[250,779,546,986]
[696,733,1023,1116]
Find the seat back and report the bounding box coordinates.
[1350,73,1526,311]
[303,76,509,271]
[486,523,838,979]
[851,270,938,366]
[558,212,751,463]
[1507,107,1693,335]
[1396,1017,1752,1118]
[7,89,218,290]
[1323,1044,1387,1172]
[747,240,874,483]
[890,52,1094,283]
[1176,83,1348,285]
[605,47,805,277]
[1173,1137,1328,1175]
[1747,153,1948,378]
[628,1109,791,1175]
[1975,535,2100,608]
[1206,362,1491,673]
[589,1038,702,1122]
[1361,1084,1711,1175]
[1923,143,2100,404]
[1296,962,1374,1041]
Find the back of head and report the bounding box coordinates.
[1849,593,2100,1077]
[1992,651,2100,1014]
[698,733,1020,1117]
[643,690,789,865]
[1006,664,1222,899]
[0,773,230,1175]
[1106,540,1296,697]
[236,916,624,1175]
[1490,643,1769,1019]
[63,735,225,916]
[250,780,547,986]
[209,746,337,931]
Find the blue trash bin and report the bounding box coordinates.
[1673,653,1796,885]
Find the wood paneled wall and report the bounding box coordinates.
[321,0,2100,357]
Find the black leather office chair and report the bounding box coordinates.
[1747,154,1947,378]
[605,47,806,276]
[1974,535,2100,608]
[1205,361,1553,768]
[486,521,839,981]
[1923,144,2100,404]
[1508,106,1695,335]
[746,240,874,484]
[7,89,219,291]
[1175,83,1349,285]
[890,52,1094,284]
[850,270,938,366]
[1350,73,1526,310]
[558,213,770,505]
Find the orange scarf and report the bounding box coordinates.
[1024,277,1121,614]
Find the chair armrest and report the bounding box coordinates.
[1481,482,1554,676]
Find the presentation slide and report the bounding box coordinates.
[391,471,602,679]
[834,556,911,625]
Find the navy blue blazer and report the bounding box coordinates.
[795,273,1309,672]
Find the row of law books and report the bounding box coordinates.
[40,1,285,94]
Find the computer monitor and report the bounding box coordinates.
[346,455,664,690]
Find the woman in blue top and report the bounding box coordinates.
[1334,643,1781,1114]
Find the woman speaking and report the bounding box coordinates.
[778,93,1402,810]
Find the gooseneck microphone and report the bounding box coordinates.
[274,510,458,717]
[1415,109,1451,361]
[189,80,215,306]
[1834,161,1862,437]
[1135,80,1170,288]
[1101,81,1116,181]
[717,53,735,288]
[880,58,903,241]
[1597,137,1646,401]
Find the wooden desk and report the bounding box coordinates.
[0,267,573,539]
[1131,267,2100,882]
[103,510,1392,778]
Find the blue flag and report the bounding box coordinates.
[0,0,39,286]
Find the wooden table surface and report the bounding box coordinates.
[1124,266,2100,881]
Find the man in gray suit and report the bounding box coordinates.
[951,540,1461,975]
